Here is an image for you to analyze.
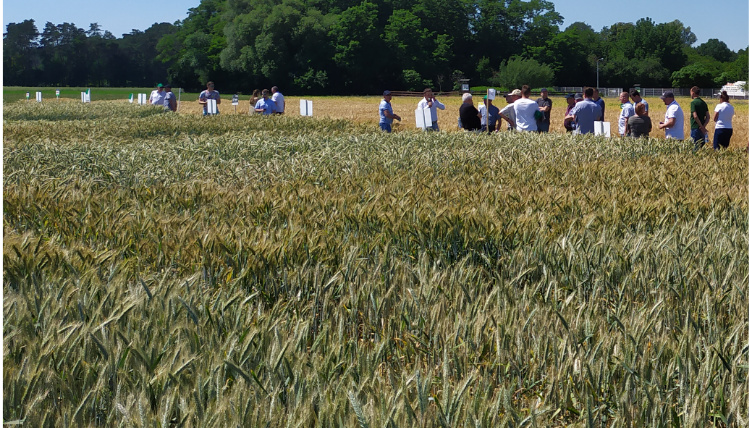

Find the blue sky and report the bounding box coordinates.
[3,0,748,51]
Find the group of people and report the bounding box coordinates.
[379,86,736,150]
[147,83,177,111]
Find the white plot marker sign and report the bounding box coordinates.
[299,99,313,116]
[414,108,433,130]
[56,89,60,99]
[138,93,147,105]
[594,121,611,137]
[81,91,91,103]
[487,88,496,100]
[36,92,42,102]
[206,99,218,115]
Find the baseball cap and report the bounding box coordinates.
[540,88,548,92]
[157,83,163,88]
[164,83,172,88]
[383,90,392,96]
[509,89,521,96]
[660,91,675,99]
[574,93,583,100]
[565,93,575,99]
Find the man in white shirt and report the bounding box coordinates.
[498,89,520,130]
[149,83,165,106]
[271,86,285,114]
[416,88,445,131]
[658,91,684,140]
[513,85,541,132]
[618,91,635,136]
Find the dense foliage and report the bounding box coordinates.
[5,1,748,92]
[4,102,748,426]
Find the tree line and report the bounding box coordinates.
[4,0,748,94]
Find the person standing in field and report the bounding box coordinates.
[564,87,602,135]
[513,85,541,132]
[271,86,285,115]
[593,88,605,121]
[658,91,684,140]
[254,89,277,115]
[630,90,648,114]
[627,103,651,138]
[379,90,401,133]
[417,88,445,131]
[459,93,481,131]
[563,93,576,132]
[689,86,710,150]
[712,90,734,150]
[198,81,221,115]
[498,89,520,130]
[249,89,261,113]
[163,84,177,112]
[149,83,165,106]
[618,91,635,137]
[536,88,552,132]
[479,95,500,133]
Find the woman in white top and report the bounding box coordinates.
[712,91,734,150]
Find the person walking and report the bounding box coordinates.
[417,88,446,131]
[536,88,552,132]
[627,103,652,138]
[630,90,648,114]
[689,86,710,150]
[379,90,401,132]
[564,87,602,135]
[271,86,285,114]
[712,90,734,150]
[658,91,684,140]
[618,91,635,137]
[198,81,221,115]
[513,85,541,132]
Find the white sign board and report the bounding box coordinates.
[594,121,611,137]
[36,92,42,102]
[138,93,147,105]
[415,108,433,130]
[300,99,313,116]
[487,88,496,100]
[55,89,60,99]
[81,92,91,103]
[232,94,239,106]
[206,99,218,115]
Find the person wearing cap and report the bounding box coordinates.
[630,90,648,115]
[658,91,684,140]
[379,90,401,132]
[271,86,285,114]
[689,86,710,150]
[149,83,165,106]
[498,89,520,130]
[618,91,635,137]
[417,88,445,131]
[563,93,576,132]
[254,89,277,115]
[198,81,221,115]
[564,87,602,135]
[163,84,177,112]
[478,95,500,133]
[536,88,552,132]
[513,85,541,132]
[593,88,605,121]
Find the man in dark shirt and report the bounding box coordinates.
[536,88,552,132]
[690,86,709,150]
[459,93,481,131]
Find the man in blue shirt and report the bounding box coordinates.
[379,90,401,132]
[254,89,277,115]
[565,87,602,135]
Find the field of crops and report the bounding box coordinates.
[4,100,748,426]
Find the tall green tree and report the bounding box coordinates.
[3,19,40,85]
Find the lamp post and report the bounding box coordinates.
[596,57,605,89]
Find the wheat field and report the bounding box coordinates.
[4,100,749,426]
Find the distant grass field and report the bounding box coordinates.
[4,101,748,426]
